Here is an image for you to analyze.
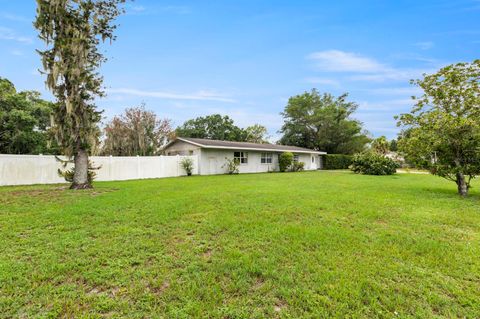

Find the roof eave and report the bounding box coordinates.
[202,145,326,154]
[176,137,207,148]
[176,137,326,154]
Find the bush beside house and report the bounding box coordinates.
[350,152,399,175]
[279,152,294,172]
[291,161,305,172]
[223,158,240,174]
[323,154,353,169]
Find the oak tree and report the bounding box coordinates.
[279,89,370,154]
[176,114,247,141]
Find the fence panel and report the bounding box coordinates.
[0,154,198,186]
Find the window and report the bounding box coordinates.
[189,150,194,155]
[311,156,315,163]
[261,152,273,164]
[234,151,248,164]
[293,154,299,163]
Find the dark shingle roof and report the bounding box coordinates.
[177,137,326,154]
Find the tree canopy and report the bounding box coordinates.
[279,89,370,154]
[176,115,270,143]
[102,104,173,156]
[371,136,389,155]
[176,114,248,141]
[0,77,57,154]
[35,0,125,189]
[397,60,480,196]
[244,124,270,143]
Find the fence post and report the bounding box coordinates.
[39,154,44,184]
[109,155,113,180]
[177,155,180,176]
[137,155,140,179]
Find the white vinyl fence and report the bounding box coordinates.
[0,154,198,186]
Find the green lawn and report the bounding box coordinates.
[1,171,479,318]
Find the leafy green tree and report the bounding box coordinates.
[244,124,270,143]
[397,60,480,196]
[279,89,370,154]
[35,0,125,189]
[0,77,57,154]
[102,104,173,156]
[176,114,247,141]
[389,139,398,152]
[371,136,389,155]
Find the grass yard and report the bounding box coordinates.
[1,171,479,318]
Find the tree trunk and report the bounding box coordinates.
[456,172,468,197]
[71,148,92,189]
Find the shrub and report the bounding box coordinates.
[291,161,305,172]
[222,157,240,174]
[350,152,399,175]
[323,154,353,169]
[180,157,194,176]
[279,152,293,172]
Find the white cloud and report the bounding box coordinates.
[414,41,434,50]
[0,27,32,44]
[307,50,388,73]
[364,87,422,96]
[10,49,24,56]
[348,67,435,82]
[304,77,340,87]
[389,52,439,64]
[131,5,146,12]
[107,88,236,103]
[306,49,439,83]
[126,4,191,15]
[358,99,413,111]
[0,12,30,22]
[159,6,191,14]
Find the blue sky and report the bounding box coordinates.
[1,1,479,140]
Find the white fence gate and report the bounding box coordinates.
[0,154,198,186]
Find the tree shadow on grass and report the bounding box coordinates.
[417,186,480,202]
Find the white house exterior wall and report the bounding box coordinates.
[164,140,201,156]
[199,149,319,175]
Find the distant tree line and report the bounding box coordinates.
[176,114,270,144]
[0,76,394,158]
[0,78,371,156]
[5,58,480,195]
[0,77,58,154]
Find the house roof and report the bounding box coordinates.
[169,137,326,154]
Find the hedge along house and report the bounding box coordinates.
[163,137,326,175]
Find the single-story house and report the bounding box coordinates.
[163,137,326,175]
